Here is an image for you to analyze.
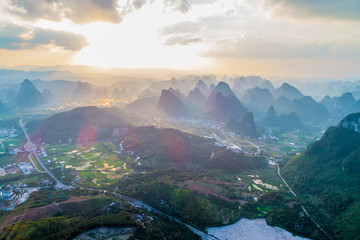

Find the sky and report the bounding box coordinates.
[0,0,360,78]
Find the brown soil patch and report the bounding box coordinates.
[177,181,247,205]
[201,177,249,189]
[0,196,89,232]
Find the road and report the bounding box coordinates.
[20,119,69,190]
[276,163,297,197]
[0,140,6,154]
[276,163,333,240]
[243,139,261,155]
[82,187,219,240]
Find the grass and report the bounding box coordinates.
[29,154,44,172]
[0,171,48,187]
[45,142,132,186]
[40,141,135,187]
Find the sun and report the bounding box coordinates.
[70,2,211,70]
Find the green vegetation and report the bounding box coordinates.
[1,211,136,240]
[120,126,216,170]
[132,215,201,240]
[281,125,360,240]
[117,169,242,229]
[240,191,328,239]
[41,141,134,186]
[204,149,267,173]
[1,106,325,239]
[0,188,200,240]
[28,106,130,142]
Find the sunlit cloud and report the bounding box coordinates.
[0,22,88,50]
[5,0,123,24]
[0,0,359,77]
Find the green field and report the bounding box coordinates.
[42,141,135,187]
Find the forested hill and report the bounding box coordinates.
[281,112,360,240]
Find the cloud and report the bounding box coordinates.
[202,37,359,59]
[164,35,202,45]
[133,0,147,9]
[0,23,88,50]
[263,0,360,21]
[161,21,204,35]
[6,0,122,24]
[164,0,191,13]
[4,0,194,25]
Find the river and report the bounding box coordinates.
[207,218,310,240]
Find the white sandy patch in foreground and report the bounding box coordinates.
[208,218,309,240]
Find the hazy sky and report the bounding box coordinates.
[0,0,360,78]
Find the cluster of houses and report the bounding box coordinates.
[0,162,35,177]
[258,134,279,141]
[166,117,222,129]
[118,140,136,156]
[8,146,25,155]
[0,126,18,138]
[0,184,42,210]
[18,162,34,175]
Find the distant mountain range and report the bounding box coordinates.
[2,73,359,131]
[320,92,360,119]
[157,81,248,122]
[15,79,48,108]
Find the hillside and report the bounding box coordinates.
[281,112,360,239]
[225,112,257,138]
[15,79,48,108]
[120,126,216,170]
[29,106,130,143]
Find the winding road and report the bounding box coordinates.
[20,119,69,190]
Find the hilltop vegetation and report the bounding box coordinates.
[29,106,130,143]
[120,126,216,170]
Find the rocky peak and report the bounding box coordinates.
[339,112,360,133]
